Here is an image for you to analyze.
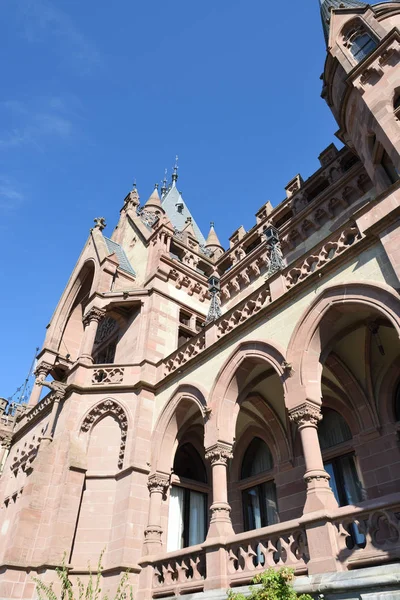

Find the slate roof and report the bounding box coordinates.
[104,237,136,276]
[320,0,368,42]
[161,183,206,245]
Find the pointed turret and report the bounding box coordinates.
[145,184,164,214]
[122,182,140,212]
[205,222,224,259]
[319,0,367,43]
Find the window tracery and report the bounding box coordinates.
[342,22,377,63]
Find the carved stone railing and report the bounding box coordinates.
[225,520,309,585]
[332,494,400,568]
[91,366,125,385]
[152,545,206,597]
[285,223,362,289]
[218,287,271,339]
[164,333,206,376]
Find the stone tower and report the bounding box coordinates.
[321,0,400,192]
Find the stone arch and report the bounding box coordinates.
[151,384,208,475]
[286,282,400,408]
[376,356,400,426]
[48,259,98,358]
[207,340,288,448]
[79,398,129,470]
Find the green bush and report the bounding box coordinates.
[32,552,133,600]
[227,568,313,600]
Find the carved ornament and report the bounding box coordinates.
[147,473,170,494]
[289,402,322,428]
[83,307,106,328]
[34,362,53,379]
[80,399,128,469]
[205,443,233,466]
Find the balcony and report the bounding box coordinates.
[140,494,400,598]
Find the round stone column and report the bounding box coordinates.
[205,442,234,538]
[144,472,170,554]
[79,307,105,364]
[28,362,53,407]
[289,401,338,513]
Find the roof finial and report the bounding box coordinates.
[172,155,179,184]
[132,179,137,190]
[161,169,168,196]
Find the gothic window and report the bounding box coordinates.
[92,316,119,365]
[319,409,364,546]
[240,438,279,532]
[343,23,377,63]
[167,443,208,551]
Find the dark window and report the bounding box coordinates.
[350,33,377,62]
[394,383,400,422]
[241,437,273,478]
[241,438,278,531]
[168,443,208,551]
[174,443,207,483]
[318,409,352,451]
[93,341,116,365]
[307,179,330,202]
[242,481,278,531]
[274,211,293,229]
[381,150,400,185]
[178,329,193,347]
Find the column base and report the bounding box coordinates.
[303,471,338,513]
[207,502,234,538]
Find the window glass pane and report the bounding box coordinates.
[351,34,377,61]
[188,491,206,546]
[262,481,279,525]
[241,438,274,479]
[325,461,341,505]
[318,409,352,450]
[340,455,363,505]
[167,486,185,551]
[243,487,262,531]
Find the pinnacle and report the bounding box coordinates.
[205,222,223,249]
[145,184,162,208]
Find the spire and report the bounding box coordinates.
[205,222,223,250]
[145,183,164,212]
[161,169,168,197]
[319,0,367,43]
[172,156,179,185]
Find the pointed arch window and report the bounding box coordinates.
[167,443,208,551]
[319,408,364,546]
[240,438,278,532]
[343,23,377,63]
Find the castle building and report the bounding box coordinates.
[1,2,400,599]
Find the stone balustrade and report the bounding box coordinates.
[225,519,309,585]
[152,545,206,597]
[139,494,400,598]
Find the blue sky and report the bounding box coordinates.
[1,0,340,399]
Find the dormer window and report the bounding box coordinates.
[343,22,377,63]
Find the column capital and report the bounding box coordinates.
[205,442,233,466]
[147,472,169,495]
[34,361,53,379]
[83,306,106,328]
[288,401,322,428]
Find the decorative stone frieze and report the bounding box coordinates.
[217,288,270,338]
[288,402,322,428]
[92,367,125,385]
[1,435,12,450]
[164,334,206,376]
[83,307,106,328]
[205,443,233,466]
[285,224,362,289]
